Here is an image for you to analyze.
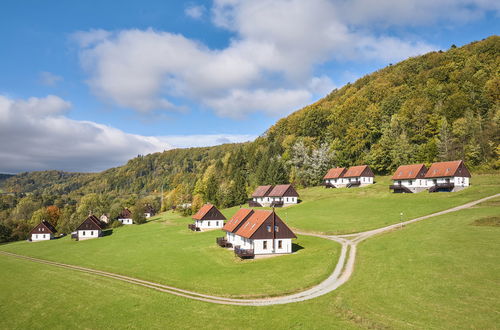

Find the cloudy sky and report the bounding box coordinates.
[1,0,498,173]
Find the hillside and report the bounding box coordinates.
[0,36,498,241]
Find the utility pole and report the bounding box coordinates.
[400,212,404,228]
[272,207,276,253]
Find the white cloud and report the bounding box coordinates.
[0,95,255,173]
[185,4,206,19]
[76,0,498,118]
[39,71,63,86]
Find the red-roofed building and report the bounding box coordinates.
[424,160,471,192]
[29,220,57,242]
[343,165,375,187]
[219,208,254,247]
[189,203,226,231]
[323,167,348,188]
[250,184,299,207]
[390,164,428,193]
[220,209,296,258]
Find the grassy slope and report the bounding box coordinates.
[1,199,498,329]
[278,174,500,234]
[0,213,338,298]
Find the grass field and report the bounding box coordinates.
[275,174,500,234]
[1,197,498,329]
[0,213,339,298]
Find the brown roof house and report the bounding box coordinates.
[144,204,155,218]
[29,220,57,242]
[189,203,226,231]
[74,215,105,241]
[118,208,133,225]
[343,165,375,187]
[424,160,471,192]
[218,209,296,259]
[323,167,347,188]
[250,184,299,207]
[390,164,428,193]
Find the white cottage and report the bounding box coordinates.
[323,167,348,188]
[390,164,428,193]
[29,220,57,242]
[220,208,254,247]
[250,184,299,207]
[424,160,471,192]
[342,165,375,187]
[118,208,133,225]
[75,215,104,240]
[189,203,226,231]
[219,209,296,258]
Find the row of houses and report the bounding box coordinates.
[390,160,471,193]
[29,205,157,242]
[188,203,296,259]
[323,165,375,188]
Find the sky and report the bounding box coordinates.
[0,0,498,173]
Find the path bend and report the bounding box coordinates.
[1,193,498,306]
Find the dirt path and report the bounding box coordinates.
[1,193,498,306]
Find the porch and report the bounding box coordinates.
[216,237,233,248]
[234,246,255,259]
[188,223,200,231]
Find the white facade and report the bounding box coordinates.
[229,234,293,255]
[252,196,298,206]
[144,213,152,218]
[195,219,224,230]
[392,178,428,193]
[118,218,133,225]
[326,176,373,187]
[325,177,349,187]
[427,176,470,191]
[77,229,101,240]
[31,233,53,241]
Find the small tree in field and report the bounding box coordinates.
[132,205,146,225]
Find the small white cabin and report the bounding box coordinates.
[118,208,133,225]
[29,220,57,242]
[390,164,428,193]
[75,215,104,240]
[342,165,374,187]
[251,184,299,207]
[190,204,226,231]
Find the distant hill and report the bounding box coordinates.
[1,36,498,206]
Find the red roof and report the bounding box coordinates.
[252,185,273,197]
[391,164,427,180]
[234,210,272,239]
[192,204,214,220]
[424,160,471,178]
[268,184,299,197]
[223,208,253,233]
[344,165,374,178]
[323,167,346,179]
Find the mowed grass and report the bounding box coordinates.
[1,199,499,329]
[334,197,500,329]
[276,174,500,234]
[0,213,339,298]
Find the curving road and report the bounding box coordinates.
[1,193,498,306]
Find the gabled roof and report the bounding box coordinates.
[119,208,132,218]
[29,220,57,235]
[234,210,273,238]
[192,203,226,221]
[76,215,104,231]
[252,185,273,197]
[323,167,347,179]
[344,165,374,178]
[144,204,155,213]
[234,210,296,240]
[424,160,471,178]
[392,164,427,180]
[223,208,254,233]
[268,184,299,197]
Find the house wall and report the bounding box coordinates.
[144,213,152,218]
[31,233,52,241]
[253,196,297,205]
[253,238,293,254]
[77,229,101,240]
[427,176,469,191]
[195,219,224,229]
[118,218,133,225]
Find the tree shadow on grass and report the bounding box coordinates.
[292,243,304,252]
[102,229,113,237]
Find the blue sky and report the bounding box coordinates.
[0,0,498,173]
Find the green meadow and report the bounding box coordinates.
[0,213,338,298]
[1,197,498,329]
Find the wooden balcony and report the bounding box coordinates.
[248,200,263,207]
[188,224,200,231]
[234,246,255,259]
[346,181,360,188]
[389,184,413,193]
[270,201,284,208]
[216,237,232,248]
[324,181,336,189]
[429,182,454,193]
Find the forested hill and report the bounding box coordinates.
[0,36,498,240]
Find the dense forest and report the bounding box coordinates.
[0,36,498,242]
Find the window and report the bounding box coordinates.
[275,225,279,232]
[409,180,413,186]
[91,231,94,236]
[263,241,268,249]
[208,221,211,226]
[216,221,219,226]
[266,225,271,232]
[43,234,46,239]
[278,240,282,249]
[83,231,86,236]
